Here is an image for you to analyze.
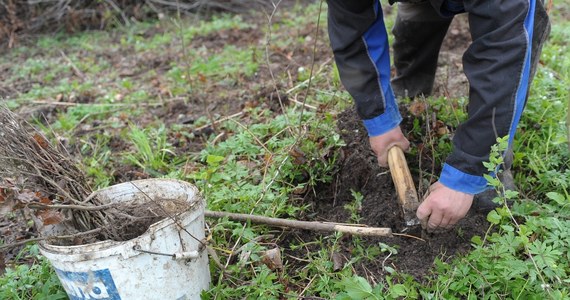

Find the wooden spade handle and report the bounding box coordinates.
[387,146,420,221]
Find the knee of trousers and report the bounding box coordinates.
[395,1,449,22]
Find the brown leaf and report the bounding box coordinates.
[0,183,18,216]
[289,146,307,165]
[33,133,49,149]
[261,247,283,270]
[436,126,450,136]
[332,252,346,271]
[432,120,450,136]
[198,73,207,83]
[35,192,52,205]
[408,101,427,117]
[36,209,64,226]
[118,112,129,122]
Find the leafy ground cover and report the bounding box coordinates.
[1,1,569,299]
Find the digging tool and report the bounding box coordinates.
[387,146,421,226]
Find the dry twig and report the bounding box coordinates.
[0,106,106,234]
[205,210,393,237]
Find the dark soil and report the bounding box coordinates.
[296,107,488,281]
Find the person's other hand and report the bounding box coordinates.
[416,182,473,232]
[369,126,410,167]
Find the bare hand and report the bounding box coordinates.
[369,126,410,167]
[416,182,473,232]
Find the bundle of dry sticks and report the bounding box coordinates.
[0,106,172,245]
[0,0,269,45]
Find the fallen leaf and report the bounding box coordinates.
[33,133,49,149]
[431,120,450,136]
[408,101,427,116]
[437,126,450,136]
[36,210,64,226]
[238,249,252,267]
[35,192,52,205]
[261,247,283,270]
[332,252,345,271]
[198,73,207,83]
[289,146,307,165]
[118,112,129,122]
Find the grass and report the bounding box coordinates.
[0,245,67,300]
[0,1,569,299]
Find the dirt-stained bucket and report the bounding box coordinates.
[39,179,210,300]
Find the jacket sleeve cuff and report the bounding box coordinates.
[439,163,489,195]
[362,104,402,137]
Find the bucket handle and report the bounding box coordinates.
[133,245,201,260]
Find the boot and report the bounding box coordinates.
[471,150,516,213]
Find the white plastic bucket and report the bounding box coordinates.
[39,179,210,300]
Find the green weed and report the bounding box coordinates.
[0,245,66,300]
[124,124,177,175]
[345,190,364,223]
[81,133,114,189]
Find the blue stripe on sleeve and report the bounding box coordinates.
[362,104,402,137]
[361,0,402,137]
[508,0,535,147]
[439,163,490,194]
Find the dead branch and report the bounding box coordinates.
[204,210,393,237]
[27,202,118,211]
